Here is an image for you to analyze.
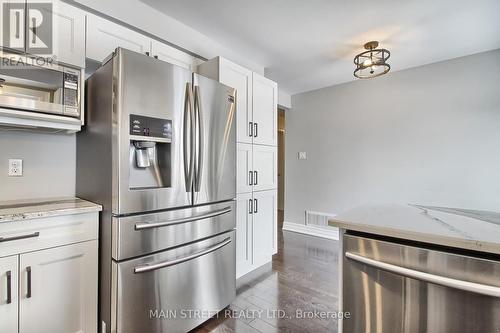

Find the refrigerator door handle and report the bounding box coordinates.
[134,206,232,230]
[345,252,500,298]
[134,237,232,273]
[194,85,204,192]
[183,82,195,192]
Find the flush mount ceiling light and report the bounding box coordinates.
[353,41,390,79]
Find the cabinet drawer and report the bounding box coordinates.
[0,212,98,257]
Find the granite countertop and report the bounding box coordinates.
[329,204,500,255]
[0,197,102,223]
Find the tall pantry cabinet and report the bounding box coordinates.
[198,57,278,278]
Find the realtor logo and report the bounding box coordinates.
[2,2,53,54]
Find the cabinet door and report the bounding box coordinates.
[151,40,197,70]
[252,73,277,146]
[252,190,277,267]
[19,241,98,333]
[0,255,18,333]
[27,0,85,68]
[253,145,277,192]
[237,143,253,194]
[86,13,151,63]
[219,58,253,144]
[0,0,25,52]
[236,193,253,279]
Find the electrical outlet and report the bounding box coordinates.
[298,152,307,160]
[8,159,23,176]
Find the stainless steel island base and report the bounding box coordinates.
[342,232,500,333]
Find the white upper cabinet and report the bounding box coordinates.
[253,145,278,192]
[150,40,197,70]
[198,57,254,144]
[0,0,85,68]
[252,72,278,146]
[19,241,98,333]
[0,0,25,52]
[219,59,253,144]
[86,13,151,62]
[0,255,18,333]
[29,0,86,68]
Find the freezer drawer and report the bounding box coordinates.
[343,233,500,333]
[113,231,235,333]
[112,201,235,260]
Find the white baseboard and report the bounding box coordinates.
[282,221,339,240]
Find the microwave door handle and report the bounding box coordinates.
[134,237,232,273]
[345,252,500,298]
[194,85,204,192]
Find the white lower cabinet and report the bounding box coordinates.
[0,255,18,333]
[19,241,98,333]
[236,190,277,278]
[236,193,253,278]
[0,211,99,333]
[253,190,278,266]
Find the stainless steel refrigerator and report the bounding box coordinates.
[77,48,237,333]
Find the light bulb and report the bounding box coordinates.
[362,59,373,67]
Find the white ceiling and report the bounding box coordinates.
[141,0,500,95]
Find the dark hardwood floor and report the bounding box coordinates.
[194,216,340,332]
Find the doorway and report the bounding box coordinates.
[277,108,285,228]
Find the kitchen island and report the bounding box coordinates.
[329,204,500,333]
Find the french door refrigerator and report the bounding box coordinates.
[77,48,237,333]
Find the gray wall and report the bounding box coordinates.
[285,49,500,225]
[0,130,75,201]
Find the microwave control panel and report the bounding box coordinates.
[130,114,172,140]
[63,72,79,107]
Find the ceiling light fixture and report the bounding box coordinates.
[353,41,390,79]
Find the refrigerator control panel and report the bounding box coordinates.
[130,114,172,139]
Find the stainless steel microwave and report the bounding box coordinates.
[0,53,82,119]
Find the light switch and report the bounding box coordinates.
[8,159,23,176]
[298,152,307,160]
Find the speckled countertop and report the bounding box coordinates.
[329,204,500,255]
[0,197,102,223]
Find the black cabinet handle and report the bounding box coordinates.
[248,199,253,214]
[15,12,20,39]
[145,51,150,56]
[254,199,258,213]
[249,122,253,137]
[254,171,258,185]
[0,231,40,243]
[26,266,32,298]
[6,270,11,304]
[254,123,258,138]
[153,55,158,59]
[31,17,36,44]
[249,170,253,186]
